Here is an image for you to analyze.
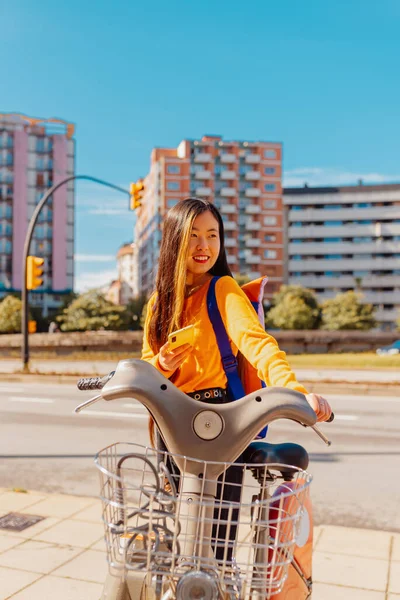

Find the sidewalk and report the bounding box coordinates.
[0,489,399,599]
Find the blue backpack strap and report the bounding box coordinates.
[207,276,245,400]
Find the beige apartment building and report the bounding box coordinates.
[284,182,400,329]
[134,134,284,298]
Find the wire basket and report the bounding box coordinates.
[95,442,312,598]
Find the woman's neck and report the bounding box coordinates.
[185,273,211,287]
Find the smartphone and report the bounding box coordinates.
[168,324,195,350]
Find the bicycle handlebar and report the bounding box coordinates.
[77,372,115,391]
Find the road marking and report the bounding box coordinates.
[333,414,359,421]
[80,410,148,419]
[0,386,24,393]
[9,397,54,404]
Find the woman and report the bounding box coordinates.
[141,196,332,557]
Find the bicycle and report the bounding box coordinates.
[75,358,333,599]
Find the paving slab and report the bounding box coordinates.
[53,548,106,584]
[27,494,97,519]
[392,534,400,561]
[312,583,385,599]
[34,518,104,548]
[314,524,392,559]
[313,550,389,591]
[389,559,400,595]
[0,539,82,574]
[0,491,47,513]
[7,574,103,600]
[0,566,41,600]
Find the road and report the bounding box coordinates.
[1,380,399,533]
[1,358,400,382]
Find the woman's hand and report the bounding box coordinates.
[305,393,333,422]
[158,342,193,372]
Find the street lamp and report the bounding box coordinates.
[21,175,132,371]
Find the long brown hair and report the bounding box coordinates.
[148,197,232,353]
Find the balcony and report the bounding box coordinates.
[245,204,259,214]
[245,171,261,181]
[245,188,261,198]
[227,254,238,263]
[220,187,236,197]
[246,253,261,264]
[224,220,237,231]
[194,153,212,163]
[220,153,236,163]
[246,220,261,231]
[220,170,236,180]
[195,187,212,196]
[220,204,237,214]
[194,170,211,180]
[244,154,261,164]
[245,238,261,247]
[225,237,237,247]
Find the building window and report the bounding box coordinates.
[324,221,343,226]
[264,199,277,209]
[36,138,45,152]
[324,237,342,242]
[166,181,180,191]
[264,183,276,192]
[264,167,276,175]
[167,198,179,208]
[264,234,276,242]
[167,165,180,174]
[264,149,276,159]
[264,216,277,226]
[265,250,277,258]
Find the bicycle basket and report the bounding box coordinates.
[95,442,312,598]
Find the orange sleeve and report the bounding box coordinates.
[141,295,175,379]
[216,277,308,394]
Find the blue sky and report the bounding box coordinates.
[1,0,400,291]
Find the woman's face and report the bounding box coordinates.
[186,210,221,280]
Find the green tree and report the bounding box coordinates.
[125,295,148,330]
[0,296,23,333]
[56,291,129,332]
[266,285,321,330]
[321,291,376,330]
[234,274,251,287]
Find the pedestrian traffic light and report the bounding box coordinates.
[26,256,44,290]
[130,178,145,210]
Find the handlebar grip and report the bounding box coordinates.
[327,412,335,423]
[77,371,115,391]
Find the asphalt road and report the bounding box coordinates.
[1,380,399,533]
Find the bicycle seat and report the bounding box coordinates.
[242,441,309,472]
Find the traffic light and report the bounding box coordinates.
[130,178,145,210]
[26,256,44,290]
[28,320,37,333]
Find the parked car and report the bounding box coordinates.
[376,340,400,355]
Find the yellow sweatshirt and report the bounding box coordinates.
[141,276,308,395]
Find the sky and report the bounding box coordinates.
[1,0,400,292]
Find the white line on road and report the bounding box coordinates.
[79,410,148,419]
[9,397,54,404]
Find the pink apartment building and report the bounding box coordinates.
[0,113,75,316]
[134,134,284,298]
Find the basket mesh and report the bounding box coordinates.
[95,442,312,598]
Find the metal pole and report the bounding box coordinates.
[22,175,130,370]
